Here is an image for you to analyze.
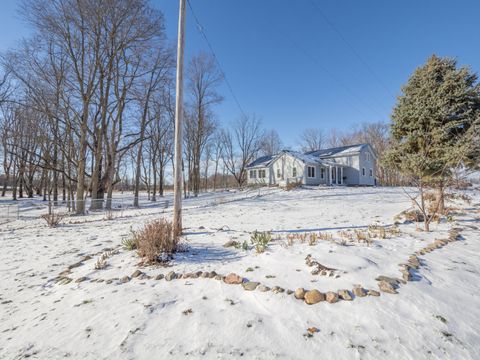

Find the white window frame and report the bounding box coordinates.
[362,168,366,176]
[277,168,281,178]
[250,170,257,179]
[258,169,266,179]
[369,168,373,177]
[307,166,315,178]
[320,167,325,179]
[292,167,297,177]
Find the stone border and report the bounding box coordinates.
[52,227,463,305]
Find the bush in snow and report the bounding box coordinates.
[250,231,272,253]
[41,212,65,228]
[133,219,178,263]
[122,237,137,251]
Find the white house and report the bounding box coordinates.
[246,143,377,187]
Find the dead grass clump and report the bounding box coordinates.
[318,232,333,241]
[308,233,318,246]
[285,181,302,191]
[41,213,65,228]
[403,209,425,222]
[133,219,178,263]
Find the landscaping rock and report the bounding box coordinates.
[286,289,293,295]
[367,289,380,297]
[272,286,285,294]
[75,276,88,283]
[155,274,164,280]
[242,281,259,291]
[131,270,143,278]
[304,290,324,305]
[69,261,84,270]
[208,271,217,278]
[214,275,223,281]
[338,289,353,301]
[165,271,176,281]
[352,287,367,297]
[294,288,306,300]
[375,276,401,285]
[257,285,270,292]
[200,272,209,278]
[223,240,239,248]
[378,280,397,294]
[120,276,130,283]
[325,291,338,303]
[401,269,412,282]
[224,273,243,285]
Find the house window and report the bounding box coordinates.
[249,170,256,179]
[369,169,373,177]
[320,167,325,179]
[258,169,266,178]
[292,167,297,177]
[307,166,315,178]
[362,168,366,176]
[366,153,371,161]
[277,168,281,178]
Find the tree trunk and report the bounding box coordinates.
[435,185,445,215]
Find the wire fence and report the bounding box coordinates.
[0,187,280,224]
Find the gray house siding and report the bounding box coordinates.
[246,144,377,187]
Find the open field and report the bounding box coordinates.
[0,187,479,359]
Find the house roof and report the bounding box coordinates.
[247,154,276,168]
[247,149,349,169]
[306,144,369,158]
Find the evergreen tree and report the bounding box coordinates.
[384,55,480,230]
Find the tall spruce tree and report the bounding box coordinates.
[384,55,480,231]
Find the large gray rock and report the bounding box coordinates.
[378,280,397,294]
[242,282,259,291]
[165,271,177,281]
[131,270,143,278]
[352,286,367,297]
[338,289,353,301]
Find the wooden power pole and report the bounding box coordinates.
[173,0,186,236]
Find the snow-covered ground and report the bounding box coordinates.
[0,187,479,359]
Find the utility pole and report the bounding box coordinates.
[173,0,186,237]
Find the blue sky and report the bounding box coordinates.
[1,0,479,148]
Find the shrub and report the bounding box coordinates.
[132,219,178,263]
[41,212,65,228]
[285,181,302,191]
[122,237,138,251]
[250,231,272,253]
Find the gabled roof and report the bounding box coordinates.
[306,143,369,158]
[247,143,375,169]
[247,154,275,168]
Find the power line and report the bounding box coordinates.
[308,0,396,99]
[186,0,248,118]
[275,24,386,120]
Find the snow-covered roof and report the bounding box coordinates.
[247,144,372,169]
[247,154,276,168]
[306,144,368,158]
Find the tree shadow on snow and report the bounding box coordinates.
[175,244,244,265]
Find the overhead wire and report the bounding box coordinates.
[186,0,248,119]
